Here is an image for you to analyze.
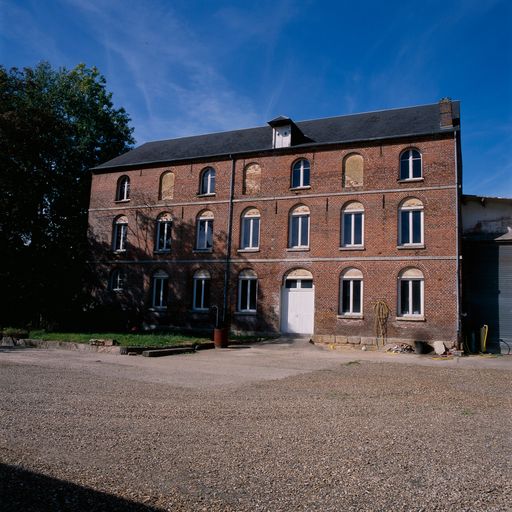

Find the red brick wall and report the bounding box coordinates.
[88,134,458,343]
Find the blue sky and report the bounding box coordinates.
[1,0,511,196]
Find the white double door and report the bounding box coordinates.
[281,284,315,334]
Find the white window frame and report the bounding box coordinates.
[340,278,363,316]
[155,218,172,252]
[110,269,125,292]
[196,216,214,250]
[291,159,310,189]
[341,208,364,247]
[398,277,424,317]
[199,167,216,195]
[400,149,422,180]
[241,213,260,250]
[238,275,258,313]
[152,273,168,310]
[398,205,424,246]
[192,274,210,311]
[113,221,128,252]
[289,210,310,249]
[116,176,130,201]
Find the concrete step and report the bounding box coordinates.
[142,347,196,357]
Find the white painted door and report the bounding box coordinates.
[281,286,315,334]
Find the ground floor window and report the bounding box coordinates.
[398,268,424,316]
[340,268,363,315]
[238,269,257,312]
[109,268,126,291]
[152,270,169,309]
[193,270,211,311]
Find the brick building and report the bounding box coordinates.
[88,99,462,348]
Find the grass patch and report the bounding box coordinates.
[28,330,211,348]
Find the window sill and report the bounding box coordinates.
[339,246,365,251]
[193,249,213,253]
[197,193,216,198]
[237,248,260,253]
[235,311,257,316]
[112,250,127,254]
[154,250,171,254]
[397,178,424,183]
[114,199,131,203]
[148,307,167,312]
[337,314,363,320]
[396,316,425,322]
[397,244,425,250]
[290,186,311,191]
[287,247,310,252]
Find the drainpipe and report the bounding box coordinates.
[222,155,236,325]
[454,130,462,349]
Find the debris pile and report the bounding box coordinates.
[386,343,414,353]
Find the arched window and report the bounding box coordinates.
[196,210,214,250]
[159,171,175,200]
[109,268,126,291]
[199,167,216,195]
[243,163,261,195]
[291,159,310,189]
[155,213,172,252]
[398,268,424,317]
[284,268,313,289]
[240,208,260,250]
[398,198,424,246]
[152,270,169,309]
[341,201,364,247]
[289,205,310,249]
[193,270,211,311]
[340,268,363,316]
[116,176,130,201]
[112,216,128,252]
[238,269,258,312]
[343,154,364,187]
[400,149,422,180]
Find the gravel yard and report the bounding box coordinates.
[1,343,511,511]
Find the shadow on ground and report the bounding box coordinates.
[0,464,163,512]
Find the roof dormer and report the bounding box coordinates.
[268,116,293,148]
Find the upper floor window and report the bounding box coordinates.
[238,269,258,312]
[193,270,211,311]
[291,159,310,189]
[199,167,216,195]
[400,149,422,180]
[240,208,260,250]
[196,210,214,250]
[152,270,169,309]
[109,268,126,292]
[159,171,175,200]
[398,268,424,317]
[289,205,310,249]
[116,176,130,201]
[398,198,424,246]
[112,216,128,252]
[341,202,364,247]
[155,213,172,252]
[342,154,364,188]
[243,163,261,195]
[340,268,363,316]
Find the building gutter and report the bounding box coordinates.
[222,155,236,325]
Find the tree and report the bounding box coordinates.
[0,62,134,327]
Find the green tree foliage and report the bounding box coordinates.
[0,62,134,327]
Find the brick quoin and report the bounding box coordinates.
[88,101,462,347]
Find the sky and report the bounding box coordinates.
[1,0,511,196]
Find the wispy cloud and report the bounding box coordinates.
[65,0,273,143]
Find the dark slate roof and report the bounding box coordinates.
[94,101,460,171]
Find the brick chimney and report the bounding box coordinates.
[439,97,453,129]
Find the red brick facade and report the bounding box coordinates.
[88,106,461,347]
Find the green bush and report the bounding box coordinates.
[2,327,29,338]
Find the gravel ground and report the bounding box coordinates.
[1,346,511,511]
